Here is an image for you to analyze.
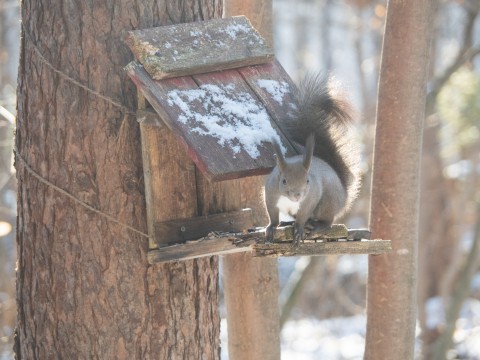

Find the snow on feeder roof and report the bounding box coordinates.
[125,16,299,181]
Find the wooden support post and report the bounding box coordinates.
[139,109,198,247]
[221,178,280,360]
[137,96,221,356]
[222,3,279,360]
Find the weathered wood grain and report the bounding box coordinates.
[125,16,274,80]
[240,60,301,153]
[252,240,392,257]
[148,236,254,263]
[139,117,198,248]
[154,208,254,245]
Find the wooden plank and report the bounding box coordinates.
[148,236,254,263]
[262,223,349,241]
[191,69,298,159]
[126,62,294,181]
[348,229,371,240]
[136,94,159,250]
[139,120,198,248]
[154,208,254,245]
[148,227,392,264]
[125,16,274,80]
[147,225,391,263]
[252,239,392,257]
[239,60,301,153]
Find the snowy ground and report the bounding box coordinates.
[281,316,366,360]
[220,298,480,360]
[220,315,370,360]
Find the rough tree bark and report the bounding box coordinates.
[364,0,436,359]
[15,1,222,359]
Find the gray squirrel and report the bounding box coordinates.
[264,74,360,243]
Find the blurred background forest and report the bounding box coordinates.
[1,0,480,359]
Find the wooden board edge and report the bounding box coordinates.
[252,239,393,258]
[125,16,275,79]
[147,239,392,263]
[153,208,254,245]
[147,238,255,264]
[148,54,275,80]
[146,224,391,263]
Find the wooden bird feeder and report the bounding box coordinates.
[124,16,391,263]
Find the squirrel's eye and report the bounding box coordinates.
[307,179,310,184]
[282,179,287,185]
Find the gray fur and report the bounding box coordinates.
[264,74,360,243]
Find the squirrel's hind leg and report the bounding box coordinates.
[306,219,333,233]
[265,209,279,244]
[265,223,277,244]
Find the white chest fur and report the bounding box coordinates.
[276,195,300,217]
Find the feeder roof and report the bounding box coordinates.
[125,16,299,181]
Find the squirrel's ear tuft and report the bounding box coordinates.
[303,135,315,170]
[273,141,286,171]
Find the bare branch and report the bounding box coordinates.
[426,5,480,115]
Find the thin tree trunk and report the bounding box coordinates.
[15,1,222,359]
[427,146,480,359]
[430,201,480,359]
[279,257,316,330]
[417,121,457,348]
[364,1,436,359]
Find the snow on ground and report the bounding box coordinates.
[220,315,366,360]
[281,316,366,360]
[220,297,480,359]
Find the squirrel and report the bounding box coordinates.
[264,74,360,243]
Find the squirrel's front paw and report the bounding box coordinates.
[265,225,275,244]
[293,226,305,244]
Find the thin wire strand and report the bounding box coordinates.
[23,26,136,116]
[14,148,150,239]
[18,26,147,238]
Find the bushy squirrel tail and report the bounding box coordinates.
[285,73,361,210]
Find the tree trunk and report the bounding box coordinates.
[417,120,458,348]
[15,1,222,359]
[364,1,436,359]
